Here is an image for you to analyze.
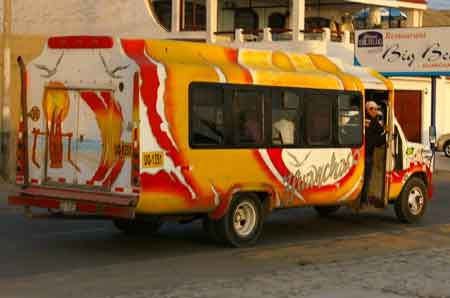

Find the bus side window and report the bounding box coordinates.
[305,94,333,146]
[233,89,264,146]
[190,85,225,146]
[337,94,363,146]
[271,91,299,146]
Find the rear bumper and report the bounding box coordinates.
[9,186,137,219]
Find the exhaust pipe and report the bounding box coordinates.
[17,56,29,187]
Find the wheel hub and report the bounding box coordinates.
[408,186,424,216]
[233,201,257,237]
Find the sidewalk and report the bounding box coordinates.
[109,247,450,298]
[0,176,19,212]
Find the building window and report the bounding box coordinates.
[182,0,206,31]
[338,94,362,145]
[149,0,172,31]
[305,94,333,145]
[268,12,286,29]
[234,8,259,31]
[190,86,224,146]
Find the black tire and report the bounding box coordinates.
[394,177,428,224]
[113,217,162,235]
[202,218,222,243]
[314,205,341,217]
[444,141,450,158]
[212,193,264,248]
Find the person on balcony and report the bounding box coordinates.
[340,13,354,33]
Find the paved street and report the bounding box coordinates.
[0,154,449,298]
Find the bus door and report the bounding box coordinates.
[42,87,121,191]
[365,90,391,208]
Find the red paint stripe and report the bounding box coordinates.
[48,36,114,49]
[80,90,109,183]
[9,196,134,219]
[114,187,124,193]
[76,202,97,214]
[31,178,39,184]
[8,196,60,209]
[140,171,192,198]
[79,91,107,115]
[103,205,134,218]
[58,177,66,183]
[103,159,125,187]
[122,40,202,201]
[121,40,181,165]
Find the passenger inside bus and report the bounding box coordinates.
[272,117,295,145]
[242,110,262,143]
[271,91,299,145]
[361,100,386,207]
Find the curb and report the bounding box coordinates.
[0,183,20,213]
[0,206,24,214]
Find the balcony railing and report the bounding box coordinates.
[213,27,354,45]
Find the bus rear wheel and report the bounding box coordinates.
[394,177,428,224]
[211,193,264,248]
[113,217,162,235]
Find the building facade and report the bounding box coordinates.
[1,0,449,180]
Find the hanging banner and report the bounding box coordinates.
[354,27,450,77]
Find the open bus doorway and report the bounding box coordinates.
[364,89,390,208]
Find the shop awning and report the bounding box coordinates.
[344,0,427,10]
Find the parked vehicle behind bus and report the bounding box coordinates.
[9,37,433,247]
[437,133,450,157]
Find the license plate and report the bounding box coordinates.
[142,152,164,168]
[60,200,77,213]
[115,143,133,158]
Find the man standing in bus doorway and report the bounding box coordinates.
[361,101,386,208]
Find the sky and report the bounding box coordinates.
[428,0,450,9]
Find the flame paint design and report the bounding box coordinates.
[43,82,70,168]
[117,39,430,217]
[118,40,367,215]
[79,91,123,186]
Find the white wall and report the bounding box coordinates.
[2,0,165,37]
[390,77,432,145]
[438,80,450,136]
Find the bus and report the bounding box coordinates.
[9,36,433,247]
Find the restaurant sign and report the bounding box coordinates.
[355,27,450,77]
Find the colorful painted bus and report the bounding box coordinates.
[9,36,433,247]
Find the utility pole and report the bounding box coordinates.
[1,0,12,179]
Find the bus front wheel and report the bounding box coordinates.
[394,177,428,224]
[211,193,264,248]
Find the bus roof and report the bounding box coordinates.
[132,39,392,92]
